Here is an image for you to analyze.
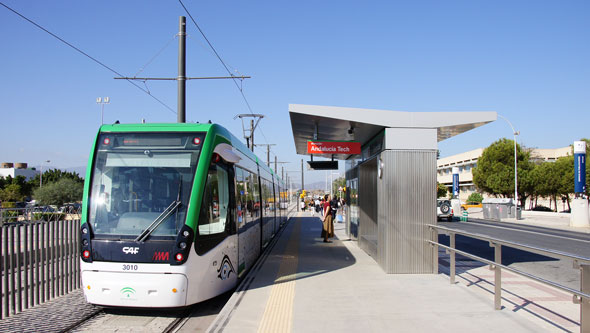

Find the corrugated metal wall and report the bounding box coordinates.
[358,158,378,258]
[377,150,437,273]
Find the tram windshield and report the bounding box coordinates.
[88,132,204,240]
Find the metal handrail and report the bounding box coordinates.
[428,224,589,332]
[430,223,590,264]
[428,240,590,300]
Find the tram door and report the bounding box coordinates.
[197,161,238,292]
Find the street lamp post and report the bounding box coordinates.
[285,170,303,207]
[40,160,50,187]
[96,97,110,125]
[498,115,520,207]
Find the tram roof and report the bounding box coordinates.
[289,104,497,160]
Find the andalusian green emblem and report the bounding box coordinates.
[120,287,136,298]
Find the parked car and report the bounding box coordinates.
[532,205,553,212]
[58,203,81,213]
[32,206,56,213]
[437,199,453,221]
[461,201,482,210]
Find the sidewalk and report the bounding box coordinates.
[206,213,546,333]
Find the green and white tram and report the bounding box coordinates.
[80,123,287,307]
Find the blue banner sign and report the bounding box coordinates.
[452,167,459,197]
[574,141,586,193]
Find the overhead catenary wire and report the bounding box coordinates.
[178,0,270,144]
[134,34,177,77]
[0,1,176,114]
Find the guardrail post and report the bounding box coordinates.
[0,224,3,319]
[492,242,502,310]
[10,225,16,315]
[581,264,589,333]
[431,226,439,274]
[16,224,22,313]
[450,232,456,284]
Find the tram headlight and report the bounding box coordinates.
[80,223,93,263]
[172,225,193,265]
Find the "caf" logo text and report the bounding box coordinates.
[122,247,139,254]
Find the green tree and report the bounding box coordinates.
[33,178,83,206]
[437,182,449,198]
[13,175,33,199]
[0,175,32,202]
[0,175,14,190]
[0,183,26,202]
[472,138,534,207]
[29,169,84,188]
[0,175,8,190]
[531,161,565,211]
[466,192,483,203]
[332,177,346,198]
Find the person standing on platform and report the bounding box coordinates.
[330,196,339,220]
[321,194,334,243]
[314,197,321,215]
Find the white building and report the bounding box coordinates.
[437,146,571,201]
[0,163,38,181]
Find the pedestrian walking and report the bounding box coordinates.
[321,194,334,242]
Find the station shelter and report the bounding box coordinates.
[289,104,496,273]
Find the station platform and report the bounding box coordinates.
[204,212,552,333]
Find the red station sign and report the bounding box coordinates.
[307,141,361,155]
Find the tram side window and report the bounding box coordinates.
[252,173,261,217]
[243,170,256,220]
[199,164,229,236]
[264,179,273,217]
[235,167,247,227]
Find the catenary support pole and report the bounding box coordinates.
[250,120,254,152]
[301,159,304,193]
[177,16,186,123]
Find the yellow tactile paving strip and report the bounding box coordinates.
[257,213,302,333]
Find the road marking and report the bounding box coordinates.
[257,216,300,333]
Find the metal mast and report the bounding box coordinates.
[177,16,186,123]
[115,16,250,123]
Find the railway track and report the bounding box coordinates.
[64,290,232,333]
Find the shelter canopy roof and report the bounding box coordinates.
[289,104,496,160]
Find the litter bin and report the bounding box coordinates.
[482,198,516,221]
[461,210,468,222]
[518,207,522,219]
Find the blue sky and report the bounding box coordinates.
[0,1,588,186]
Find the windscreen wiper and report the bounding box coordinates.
[135,200,181,242]
[135,177,182,243]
